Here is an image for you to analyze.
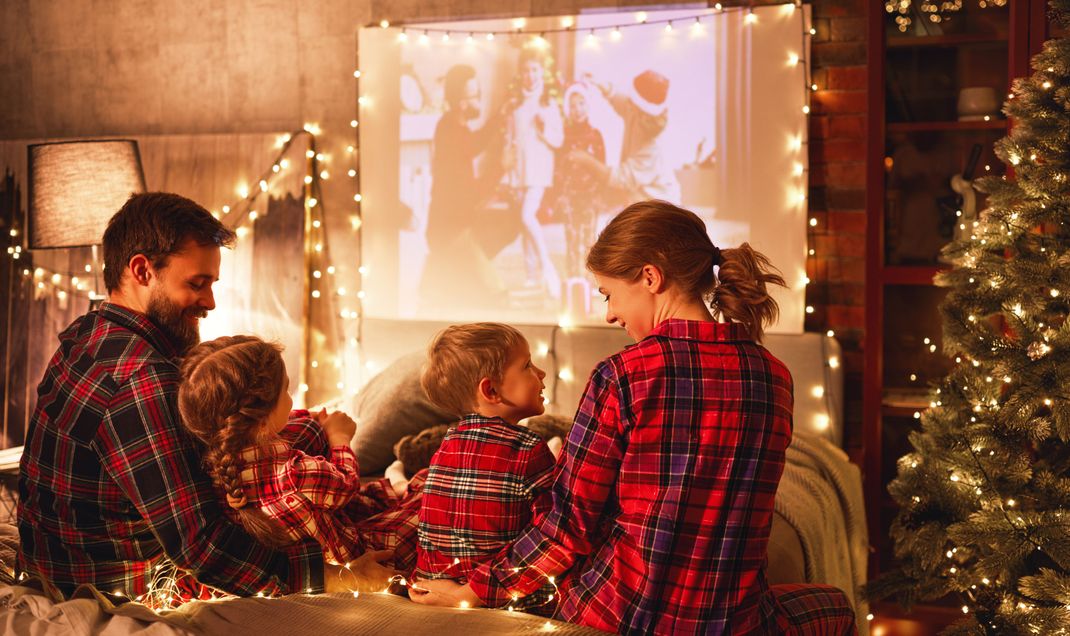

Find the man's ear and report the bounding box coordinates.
[128,254,153,287]
[640,264,666,294]
[477,377,501,404]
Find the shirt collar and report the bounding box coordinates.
[459,413,512,429]
[98,301,184,360]
[239,440,291,464]
[647,318,752,344]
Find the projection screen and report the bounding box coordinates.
[358,5,810,333]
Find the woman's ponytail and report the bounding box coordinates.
[711,243,786,343]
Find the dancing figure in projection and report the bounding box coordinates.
[502,47,564,301]
[574,69,681,205]
[420,64,504,311]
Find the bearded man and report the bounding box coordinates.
[16,192,386,600]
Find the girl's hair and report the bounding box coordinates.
[517,46,558,107]
[178,335,293,548]
[586,200,787,342]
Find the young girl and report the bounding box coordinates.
[178,335,421,570]
[411,201,857,635]
[503,46,564,300]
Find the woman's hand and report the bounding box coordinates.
[408,578,484,608]
[322,411,357,447]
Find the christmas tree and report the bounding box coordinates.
[866,2,1070,634]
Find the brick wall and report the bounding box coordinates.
[806,0,867,454]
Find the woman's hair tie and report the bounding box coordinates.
[710,246,723,268]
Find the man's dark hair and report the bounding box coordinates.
[102,192,236,293]
[443,64,477,107]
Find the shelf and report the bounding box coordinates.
[887,120,1009,133]
[881,266,947,285]
[871,600,962,636]
[887,33,1009,48]
[882,404,927,419]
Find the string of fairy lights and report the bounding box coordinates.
[356,2,838,437]
[1,2,839,613]
[2,2,835,413]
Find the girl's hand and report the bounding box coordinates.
[323,411,357,446]
[408,578,483,608]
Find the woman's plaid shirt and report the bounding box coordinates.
[467,320,794,634]
[414,415,555,593]
[17,303,323,599]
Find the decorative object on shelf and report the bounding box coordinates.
[865,2,1070,631]
[940,142,982,242]
[956,86,999,121]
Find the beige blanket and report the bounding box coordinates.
[777,431,869,635]
[0,581,605,635]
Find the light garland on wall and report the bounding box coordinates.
[357,2,833,407]
[4,127,354,409]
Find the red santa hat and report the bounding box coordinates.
[632,69,670,117]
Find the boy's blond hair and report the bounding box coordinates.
[421,323,526,417]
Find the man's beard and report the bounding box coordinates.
[145,287,206,354]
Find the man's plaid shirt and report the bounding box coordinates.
[17,302,323,599]
[467,320,795,634]
[414,414,555,597]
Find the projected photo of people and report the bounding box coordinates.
[358,8,809,331]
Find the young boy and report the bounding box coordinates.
[415,323,557,610]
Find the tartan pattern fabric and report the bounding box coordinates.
[468,319,802,634]
[234,429,426,573]
[17,302,323,599]
[769,584,858,636]
[236,441,365,565]
[356,470,427,573]
[415,414,555,605]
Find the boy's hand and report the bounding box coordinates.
[322,411,357,446]
[547,436,563,459]
[409,578,483,608]
[385,459,410,496]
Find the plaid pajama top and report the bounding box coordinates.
[17,302,323,599]
[415,415,555,592]
[468,320,794,634]
[234,441,368,565]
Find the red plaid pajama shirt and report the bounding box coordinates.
[414,415,555,608]
[231,419,425,572]
[468,319,856,635]
[17,303,323,599]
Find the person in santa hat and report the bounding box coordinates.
[573,69,681,205]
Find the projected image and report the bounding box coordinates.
[359,7,809,330]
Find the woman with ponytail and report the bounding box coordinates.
[178,335,409,574]
[412,201,856,635]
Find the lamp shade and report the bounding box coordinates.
[27,140,146,249]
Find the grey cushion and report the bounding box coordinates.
[350,351,456,474]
